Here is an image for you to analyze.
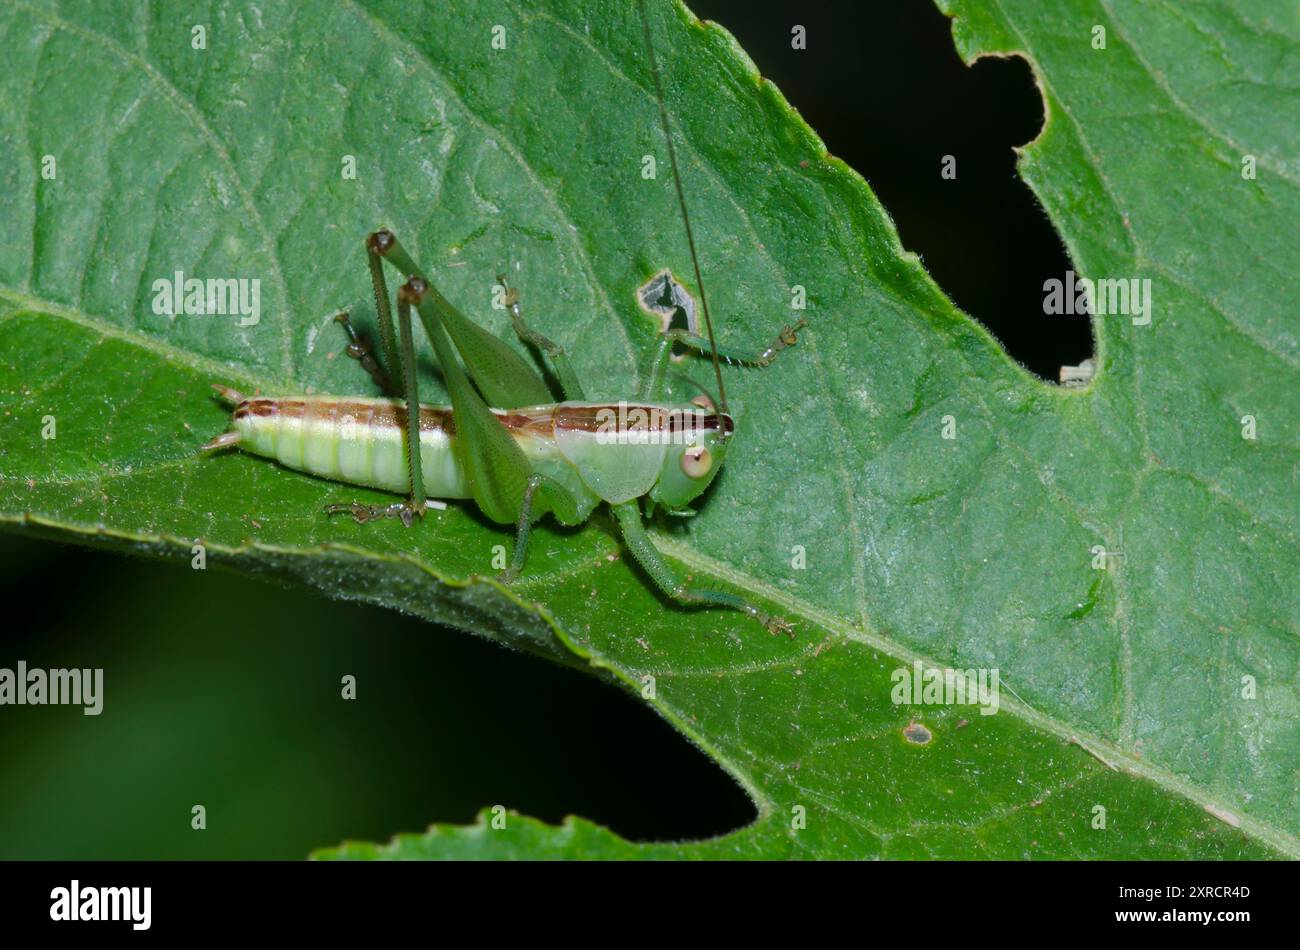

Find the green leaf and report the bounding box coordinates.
[0,0,1294,859]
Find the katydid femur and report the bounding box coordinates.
[202,2,806,635]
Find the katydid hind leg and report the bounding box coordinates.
[610,501,794,637]
[394,283,428,516]
[399,274,536,527]
[365,231,405,392]
[368,229,552,410]
[321,235,434,525]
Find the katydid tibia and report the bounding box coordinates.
[201,2,807,635]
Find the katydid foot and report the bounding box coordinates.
[325,500,424,528]
[673,583,795,639]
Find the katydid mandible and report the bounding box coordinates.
[202,0,806,635]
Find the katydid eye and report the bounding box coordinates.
[681,445,712,478]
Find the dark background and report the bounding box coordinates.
[1,1,1083,858]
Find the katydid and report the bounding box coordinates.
[201,0,806,635]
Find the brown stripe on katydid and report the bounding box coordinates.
[552,403,729,435]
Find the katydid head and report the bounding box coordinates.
[649,406,735,510]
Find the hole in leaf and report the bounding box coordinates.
[690,0,1091,382]
[638,269,699,363]
[638,268,698,336]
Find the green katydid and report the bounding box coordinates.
[202,0,806,635]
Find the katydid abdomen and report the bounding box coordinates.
[224,394,475,499]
